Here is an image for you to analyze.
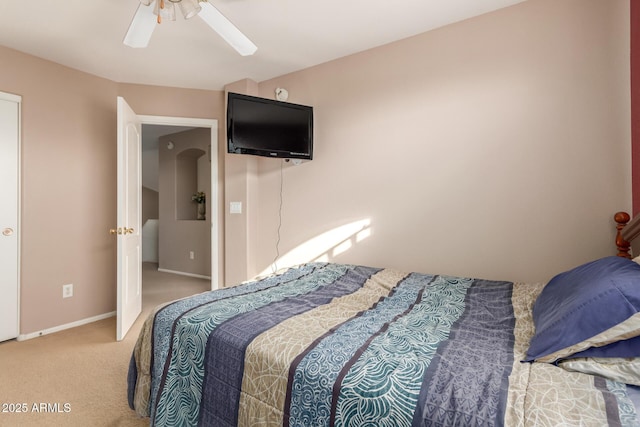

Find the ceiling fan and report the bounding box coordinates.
[123,0,257,56]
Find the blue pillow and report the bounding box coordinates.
[524,256,640,363]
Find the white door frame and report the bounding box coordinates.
[138,115,219,290]
[0,91,21,342]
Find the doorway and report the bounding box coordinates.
[116,103,219,340]
[138,115,219,290]
[141,123,214,282]
[139,117,219,298]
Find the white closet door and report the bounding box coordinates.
[0,92,20,342]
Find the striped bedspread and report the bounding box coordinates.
[128,262,640,426]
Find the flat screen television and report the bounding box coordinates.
[227,92,314,160]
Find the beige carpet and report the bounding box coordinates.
[0,263,211,427]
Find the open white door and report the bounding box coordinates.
[115,97,142,341]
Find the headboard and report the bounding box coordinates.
[615,211,640,258]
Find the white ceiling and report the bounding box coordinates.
[0,0,525,91]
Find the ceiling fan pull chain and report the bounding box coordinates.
[158,0,164,24]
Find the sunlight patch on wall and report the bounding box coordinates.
[260,219,371,276]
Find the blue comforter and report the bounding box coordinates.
[128,262,639,426]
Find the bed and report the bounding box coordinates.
[128,212,640,426]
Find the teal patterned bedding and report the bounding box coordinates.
[128,262,640,426]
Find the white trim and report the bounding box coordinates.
[157,268,211,280]
[16,94,21,340]
[0,91,21,103]
[17,311,116,341]
[138,115,219,291]
[138,115,215,127]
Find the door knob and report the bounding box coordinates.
[109,227,134,235]
[2,228,14,236]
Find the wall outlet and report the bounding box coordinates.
[189,251,195,260]
[62,283,73,298]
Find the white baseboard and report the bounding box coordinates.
[17,311,116,341]
[157,268,211,280]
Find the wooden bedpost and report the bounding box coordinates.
[615,211,632,258]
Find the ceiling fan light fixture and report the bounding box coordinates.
[154,0,177,22]
[125,0,257,55]
[178,0,202,20]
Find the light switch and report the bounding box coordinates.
[230,201,242,214]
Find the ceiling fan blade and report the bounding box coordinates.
[123,2,157,48]
[198,1,257,56]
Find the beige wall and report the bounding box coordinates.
[158,128,211,276]
[223,79,260,286]
[0,46,119,335]
[0,45,225,335]
[142,186,159,225]
[246,0,631,283]
[0,0,632,335]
